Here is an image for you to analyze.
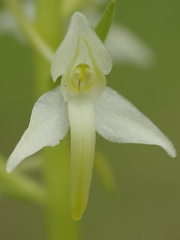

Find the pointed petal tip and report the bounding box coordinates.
[72,11,84,19]
[6,160,14,174]
[95,87,177,160]
[71,211,83,221]
[158,134,177,158]
[166,144,177,158]
[170,151,177,158]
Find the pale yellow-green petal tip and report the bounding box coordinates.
[70,176,90,221]
[71,200,87,221]
[71,209,83,221]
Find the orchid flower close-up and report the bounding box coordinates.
[0,0,154,68]
[6,12,176,221]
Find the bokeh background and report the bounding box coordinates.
[0,0,179,239]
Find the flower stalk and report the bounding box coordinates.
[3,0,80,239]
[34,1,81,239]
[43,142,79,240]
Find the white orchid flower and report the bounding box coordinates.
[6,12,176,220]
[1,0,154,67]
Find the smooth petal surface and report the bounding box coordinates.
[6,86,69,173]
[95,87,176,158]
[68,95,96,220]
[51,12,112,81]
[60,37,107,102]
[83,9,154,67]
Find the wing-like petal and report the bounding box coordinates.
[6,86,69,173]
[68,95,96,220]
[95,87,176,158]
[51,12,112,81]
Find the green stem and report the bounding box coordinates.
[4,0,81,238]
[44,140,79,240]
[34,1,80,239]
[33,0,63,96]
[35,0,63,49]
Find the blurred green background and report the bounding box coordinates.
[0,0,179,239]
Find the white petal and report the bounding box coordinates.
[95,87,176,158]
[82,8,154,67]
[68,95,96,220]
[6,86,69,173]
[60,39,106,102]
[51,12,112,81]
